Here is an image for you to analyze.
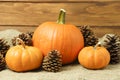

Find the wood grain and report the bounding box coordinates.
[90,26,120,37]
[0,2,119,26]
[0,26,119,37]
[0,26,36,32]
[0,0,119,2]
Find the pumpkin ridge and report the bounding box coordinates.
[85,49,90,68]
[88,47,95,69]
[99,49,107,68]
[69,26,79,63]
[79,47,87,67]
[69,28,73,62]
[29,47,41,67]
[61,25,66,64]
[104,48,110,66]
[29,47,39,63]
[80,48,87,67]
[29,47,37,70]
[16,46,23,70]
[7,47,15,70]
[21,48,25,70]
[51,24,58,50]
[12,46,23,71]
[57,27,64,53]
[22,47,30,71]
[99,48,110,67]
[93,47,101,69]
[97,48,106,68]
[64,26,76,64]
[94,48,99,69]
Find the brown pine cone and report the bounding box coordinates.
[0,53,6,71]
[103,34,120,64]
[0,38,10,57]
[42,50,62,72]
[79,25,98,46]
[12,33,33,46]
[26,32,34,39]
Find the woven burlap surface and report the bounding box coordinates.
[0,29,120,80]
[0,64,120,80]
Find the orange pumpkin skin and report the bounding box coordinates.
[32,22,84,64]
[5,45,43,72]
[78,46,110,69]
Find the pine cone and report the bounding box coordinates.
[12,33,33,46]
[0,53,6,71]
[103,34,120,64]
[79,25,98,46]
[0,38,10,57]
[42,50,62,72]
[26,32,34,39]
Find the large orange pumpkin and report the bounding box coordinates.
[78,46,110,69]
[32,9,84,64]
[5,38,43,72]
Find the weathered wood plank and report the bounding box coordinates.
[0,2,120,26]
[90,26,120,37]
[0,26,37,32]
[0,0,119,2]
[0,26,120,37]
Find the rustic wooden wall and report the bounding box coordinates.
[0,0,120,37]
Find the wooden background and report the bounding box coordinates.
[0,0,120,37]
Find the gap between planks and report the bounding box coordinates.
[0,0,119,3]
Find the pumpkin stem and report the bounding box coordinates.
[16,38,26,48]
[57,9,66,24]
[94,34,111,49]
[94,42,101,49]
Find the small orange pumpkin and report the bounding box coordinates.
[32,9,84,64]
[5,38,43,72]
[78,45,110,69]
